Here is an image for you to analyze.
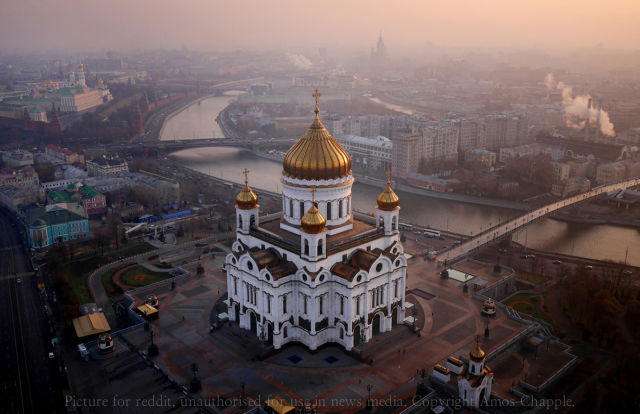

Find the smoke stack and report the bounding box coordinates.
[584,98,592,142]
[595,101,601,144]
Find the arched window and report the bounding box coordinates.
[338,200,343,218]
[249,215,256,228]
[304,239,309,256]
[289,199,293,217]
[238,215,243,228]
[392,215,397,230]
[283,326,288,338]
[326,202,332,220]
[283,295,287,313]
[317,239,323,255]
[340,327,344,339]
[299,201,305,218]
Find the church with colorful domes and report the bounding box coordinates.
[225,90,407,351]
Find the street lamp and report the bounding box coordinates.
[412,307,418,331]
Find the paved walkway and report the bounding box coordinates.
[87,235,228,329]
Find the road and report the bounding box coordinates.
[0,209,60,413]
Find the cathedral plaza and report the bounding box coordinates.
[115,239,545,413]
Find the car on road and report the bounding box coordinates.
[527,254,536,259]
[585,265,593,270]
[623,270,633,276]
[48,352,55,359]
[552,259,562,264]
[498,248,507,253]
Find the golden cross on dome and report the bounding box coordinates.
[311,187,316,203]
[242,168,250,184]
[386,170,392,185]
[312,88,321,114]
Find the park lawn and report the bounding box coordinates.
[120,265,172,287]
[100,262,135,299]
[98,92,143,117]
[64,243,156,304]
[101,268,123,299]
[503,293,553,324]
[516,271,549,285]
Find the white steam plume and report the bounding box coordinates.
[544,73,555,90]
[286,53,312,70]
[545,74,615,137]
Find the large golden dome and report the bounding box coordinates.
[282,89,351,181]
[377,171,400,211]
[236,168,258,210]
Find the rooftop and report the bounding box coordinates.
[254,216,383,256]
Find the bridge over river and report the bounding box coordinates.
[437,177,640,263]
[113,137,296,153]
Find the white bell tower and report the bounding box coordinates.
[375,171,400,236]
[235,168,259,235]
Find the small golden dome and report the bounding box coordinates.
[301,187,326,233]
[377,171,400,211]
[470,338,486,362]
[236,168,258,210]
[282,89,351,181]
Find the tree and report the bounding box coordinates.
[33,162,57,182]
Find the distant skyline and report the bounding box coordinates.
[1,0,640,53]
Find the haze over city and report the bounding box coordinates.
[2,0,640,52]
[2,1,640,413]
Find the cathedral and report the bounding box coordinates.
[225,90,407,351]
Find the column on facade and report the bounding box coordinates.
[258,283,265,335]
[310,294,316,335]
[347,293,353,336]
[386,276,392,322]
[401,269,407,314]
[363,283,369,341]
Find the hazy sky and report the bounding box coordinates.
[2,0,639,53]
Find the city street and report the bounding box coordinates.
[0,209,61,413]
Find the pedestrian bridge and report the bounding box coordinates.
[437,177,640,263]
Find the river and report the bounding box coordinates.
[159,91,242,140]
[163,96,640,266]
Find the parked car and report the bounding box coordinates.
[552,259,561,264]
[585,265,593,270]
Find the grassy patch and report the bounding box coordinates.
[516,271,549,285]
[503,293,553,324]
[101,268,123,299]
[98,92,143,117]
[119,266,171,287]
[515,280,535,290]
[64,243,156,304]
